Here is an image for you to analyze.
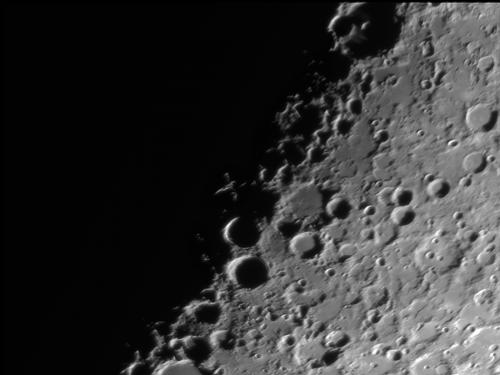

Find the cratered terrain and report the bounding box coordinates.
[122,3,500,375]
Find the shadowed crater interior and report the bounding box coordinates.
[332,2,403,58]
[233,256,268,288]
[193,302,221,324]
[183,336,211,364]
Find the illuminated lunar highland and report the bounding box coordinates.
[123,3,500,375]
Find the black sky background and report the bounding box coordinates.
[3,4,340,375]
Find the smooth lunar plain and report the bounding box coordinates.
[123,3,500,375]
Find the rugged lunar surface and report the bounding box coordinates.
[123,3,500,375]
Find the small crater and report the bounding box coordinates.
[326,196,352,219]
[426,178,450,198]
[391,187,413,206]
[329,3,404,58]
[209,330,232,350]
[226,255,268,288]
[462,151,486,173]
[277,334,296,353]
[329,15,354,37]
[374,129,389,143]
[347,97,363,115]
[281,140,306,166]
[325,330,350,347]
[334,117,354,135]
[322,349,340,365]
[275,218,301,238]
[390,206,415,226]
[223,217,260,248]
[465,103,496,132]
[290,232,319,258]
[193,302,221,324]
[386,349,402,361]
[182,336,211,364]
[366,309,381,324]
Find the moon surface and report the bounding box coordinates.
[123,3,500,375]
